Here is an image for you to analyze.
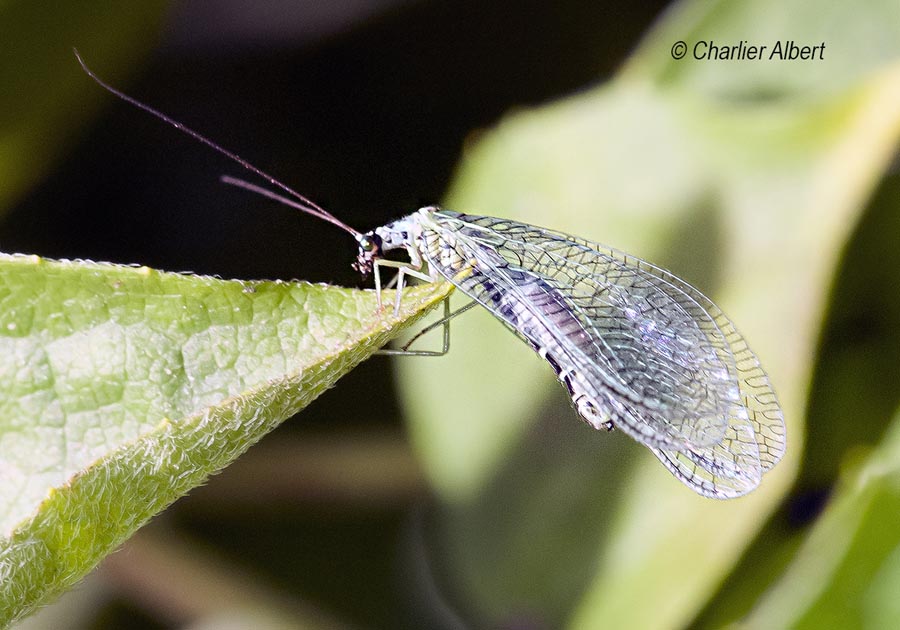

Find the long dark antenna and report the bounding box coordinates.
[221,175,361,237]
[73,48,362,239]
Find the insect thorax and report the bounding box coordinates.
[375,206,443,249]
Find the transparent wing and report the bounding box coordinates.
[649,410,763,499]
[419,210,784,480]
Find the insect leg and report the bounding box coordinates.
[401,299,477,353]
[376,297,476,357]
[374,259,385,309]
[383,273,400,290]
[374,259,425,309]
[372,259,433,316]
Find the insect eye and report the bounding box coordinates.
[359,234,381,253]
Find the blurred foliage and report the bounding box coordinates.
[693,166,900,629]
[740,407,900,628]
[397,0,900,628]
[0,0,169,212]
[1,0,900,628]
[0,255,449,625]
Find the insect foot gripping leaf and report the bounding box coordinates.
[0,253,451,625]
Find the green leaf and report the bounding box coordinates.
[395,0,900,627]
[0,254,450,626]
[0,0,169,213]
[693,163,900,628]
[741,406,900,629]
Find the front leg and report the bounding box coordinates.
[373,258,434,315]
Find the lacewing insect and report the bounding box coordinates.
[75,50,785,498]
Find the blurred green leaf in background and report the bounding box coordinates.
[0,0,169,213]
[397,0,900,628]
[2,0,900,628]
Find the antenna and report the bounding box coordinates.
[221,175,361,237]
[72,48,362,239]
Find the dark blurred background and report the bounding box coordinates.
[2,0,664,284]
[3,2,671,628]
